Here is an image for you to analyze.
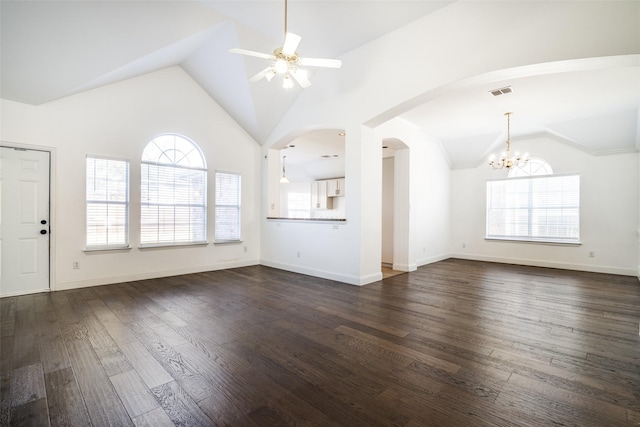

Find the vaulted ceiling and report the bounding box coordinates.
[2,1,639,169]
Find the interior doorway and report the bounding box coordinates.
[381,139,409,278]
[381,155,395,273]
[1,146,51,297]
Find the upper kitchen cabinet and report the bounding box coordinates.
[312,180,333,210]
[327,178,345,197]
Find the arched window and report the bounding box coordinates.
[508,157,553,177]
[487,157,580,243]
[141,134,207,245]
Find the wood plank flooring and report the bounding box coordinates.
[1,259,639,426]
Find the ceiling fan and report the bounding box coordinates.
[229,0,342,89]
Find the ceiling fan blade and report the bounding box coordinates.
[298,57,342,68]
[282,32,302,56]
[249,67,276,83]
[229,48,273,60]
[290,69,311,88]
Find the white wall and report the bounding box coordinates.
[381,157,394,264]
[260,1,638,284]
[261,124,382,285]
[1,66,261,290]
[451,137,638,276]
[377,120,452,272]
[4,2,637,291]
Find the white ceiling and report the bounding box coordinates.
[400,65,640,167]
[2,1,639,171]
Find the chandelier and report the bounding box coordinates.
[489,112,529,170]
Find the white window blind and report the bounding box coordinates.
[486,174,580,243]
[141,135,207,246]
[86,156,129,249]
[214,171,241,242]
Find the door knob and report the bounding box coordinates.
[40,229,47,235]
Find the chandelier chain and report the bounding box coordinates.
[489,112,529,170]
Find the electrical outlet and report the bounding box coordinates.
[73,261,79,269]
[462,243,466,249]
[297,251,301,258]
[589,251,595,258]
[243,246,248,253]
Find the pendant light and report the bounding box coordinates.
[280,155,290,183]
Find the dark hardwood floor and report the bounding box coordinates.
[1,259,640,426]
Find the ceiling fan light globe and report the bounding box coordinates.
[275,59,289,74]
[283,75,294,89]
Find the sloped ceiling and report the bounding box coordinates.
[1,0,453,143]
[1,1,639,170]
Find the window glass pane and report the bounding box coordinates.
[287,192,311,218]
[86,157,129,248]
[508,157,553,177]
[142,134,206,169]
[141,135,207,245]
[486,173,580,243]
[215,172,241,242]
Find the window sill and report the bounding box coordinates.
[84,245,132,253]
[213,240,243,245]
[139,242,209,249]
[485,237,582,246]
[267,217,347,224]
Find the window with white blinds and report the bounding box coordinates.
[140,134,207,246]
[86,156,129,249]
[287,192,311,219]
[214,171,241,242]
[486,174,580,243]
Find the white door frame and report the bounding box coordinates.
[392,147,413,272]
[1,141,56,294]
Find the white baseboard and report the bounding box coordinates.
[416,253,450,268]
[451,253,637,277]
[50,253,638,294]
[1,287,51,298]
[54,259,260,291]
[391,263,416,272]
[260,259,382,286]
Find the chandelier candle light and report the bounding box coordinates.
[489,112,529,170]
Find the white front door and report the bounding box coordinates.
[0,146,51,297]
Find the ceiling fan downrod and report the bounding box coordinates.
[284,0,287,37]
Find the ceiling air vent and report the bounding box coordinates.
[489,86,513,96]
